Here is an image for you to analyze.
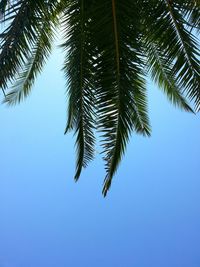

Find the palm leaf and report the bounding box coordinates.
[165,0,200,110]
[176,0,200,33]
[145,42,194,112]
[141,0,200,111]
[90,0,150,196]
[0,0,59,91]
[62,0,96,180]
[4,19,57,105]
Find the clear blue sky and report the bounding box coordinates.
[0,46,200,267]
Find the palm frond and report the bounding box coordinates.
[0,0,59,91]
[164,0,200,111]
[62,0,96,180]
[4,19,57,105]
[145,42,194,112]
[0,0,199,196]
[0,1,21,22]
[141,0,200,111]
[90,0,150,196]
[130,78,151,137]
[175,0,200,33]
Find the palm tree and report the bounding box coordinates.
[0,0,199,196]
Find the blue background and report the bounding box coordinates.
[0,47,200,267]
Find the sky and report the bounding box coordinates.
[0,46,200,267]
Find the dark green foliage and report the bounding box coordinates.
[62,0,96,180]
[0,0,199,196]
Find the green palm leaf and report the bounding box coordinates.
[145,42,194,112]
[4,19,57,105]
[0,0,59,90]
[91,0,151,196]
[62,0,96,180]
[141,0,200,111]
